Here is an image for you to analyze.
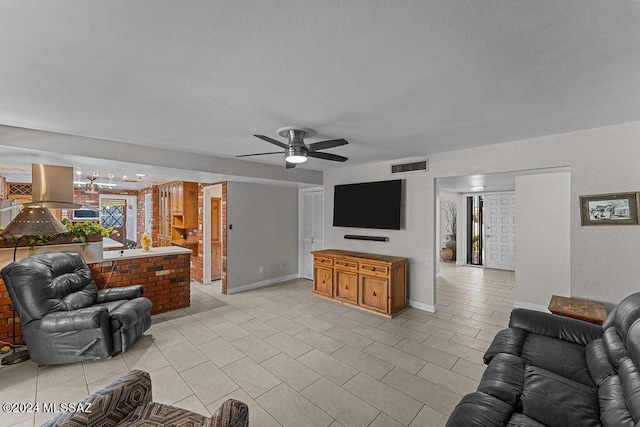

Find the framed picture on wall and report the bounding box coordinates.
[579,192,640,226]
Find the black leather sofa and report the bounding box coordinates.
[447,292,640,427]
[1,252,152,365]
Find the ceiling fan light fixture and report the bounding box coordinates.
[285,147,307,163]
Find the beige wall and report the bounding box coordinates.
[324,120,640,309]
[226,181,299,291]
[515,172,571,309]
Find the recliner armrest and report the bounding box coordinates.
[211,399,249,427]
[484,328,527,364]
[40,306,109,333]
[97,285,143,303]
[110,297,153,330]
[509,308,602,346]
[446,392,514,427]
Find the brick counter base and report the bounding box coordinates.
[0,253,191,345]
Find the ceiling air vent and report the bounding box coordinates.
[391,159,428,174]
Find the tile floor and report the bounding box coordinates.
[0,262,514,427]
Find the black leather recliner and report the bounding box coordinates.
[447,292,640,426]
[1,251,152,365]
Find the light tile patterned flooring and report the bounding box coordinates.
[0,262,514,427]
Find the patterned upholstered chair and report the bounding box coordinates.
[42,370,249,427]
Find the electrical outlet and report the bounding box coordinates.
[279,263,284,270]
[259,266,263,274]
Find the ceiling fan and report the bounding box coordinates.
[84,175,99,194]
[236,126,349,169]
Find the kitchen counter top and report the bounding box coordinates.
[102,246,192,261]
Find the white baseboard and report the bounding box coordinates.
[408,299,436,313]
[513,300,549,313]
[226,274,300,294]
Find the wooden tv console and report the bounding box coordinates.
[311,249,408,318]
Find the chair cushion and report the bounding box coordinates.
[118,402,211,427]
[520,333,593,387]
[520,365,599,427]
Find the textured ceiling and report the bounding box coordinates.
[1,0,639,174]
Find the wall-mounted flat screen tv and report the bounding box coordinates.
[333,179,402,230]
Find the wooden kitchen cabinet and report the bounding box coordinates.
[311,249,408,318]
[335,269,358,304]
[359,274,389,313]
[154,181,198,247]
[313,266,333,298]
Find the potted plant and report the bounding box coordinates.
[0,219,116,251]
[440,201,457,261]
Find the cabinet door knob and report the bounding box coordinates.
[373,291,377,297]
[322,280,325,284]
[372,267,376,272]
[345,285,349,290]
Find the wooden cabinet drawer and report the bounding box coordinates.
[314,256,333,267]
[359,275,389,314]
[313,267,333,298]
[334,259,358,270]
[360,263,389,277]
[335,270,358,304]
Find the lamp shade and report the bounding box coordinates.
[285,146,308,164]
[0,207,68,236]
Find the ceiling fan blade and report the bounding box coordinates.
[307,151,349,162]
[236,151,284,158]
[254,134,288,149]
[286,162,297,169]
[307,138,349,151]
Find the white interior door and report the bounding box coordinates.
[144,193,152,234]
[301,189,324,279]
[484,193,516,271]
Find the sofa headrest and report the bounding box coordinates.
[1,252,97,322]
[613,293,640,343]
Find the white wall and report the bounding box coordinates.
[515,172,571,309]
[226,182,299,291]
[324,165,436,311]
[324,120,640,309]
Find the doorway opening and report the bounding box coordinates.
[210,197,222,281]
[203,183,226,290]
[466,195,484,266]
[299,188,324,280]
[99,195,137,245]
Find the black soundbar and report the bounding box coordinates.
[344,235,389,242]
